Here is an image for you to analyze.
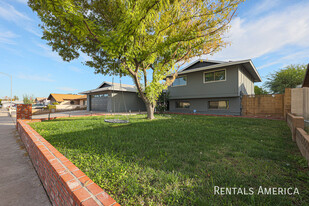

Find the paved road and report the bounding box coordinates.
[0,109,51,206]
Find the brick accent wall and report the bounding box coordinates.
[16,104,32,119]
[296,128,309,166]
[16,119,120,206]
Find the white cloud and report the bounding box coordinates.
[0,2,31,22]
[57,87,78,92]
[0,31,19,44]
[34,43,63,62]
[17,73,55,82]
[14,0,28,4]
[69,66,83,73]
[0,2,41,37]
[244,0,280,17]
[208,2,309,62]
[258,49,309,70]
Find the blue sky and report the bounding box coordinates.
[0,0,309,99]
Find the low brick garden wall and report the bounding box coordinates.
[296,128,309,165]
[16,119,120,206]
[287,113,305,141]
[286,113,309,166]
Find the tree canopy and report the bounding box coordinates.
[254,85,268,95]
[28,0,244,119]
[264,64,307,94]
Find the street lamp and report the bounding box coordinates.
[0,72,13,107]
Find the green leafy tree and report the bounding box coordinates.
[13,95,19,101]
[264,64,307,94]
[29,0,244,119]
[156,91,169,113]
[254,85,268,95]
[23,94,35,104]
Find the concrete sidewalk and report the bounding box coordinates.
[0,110,51,206]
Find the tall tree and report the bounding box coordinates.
[23,94,35,104]
[254,85,268,95]
[13,95,19,101]
[264,64,307,94]
[29,0,244,119]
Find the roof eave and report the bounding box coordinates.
[173,59,262,82]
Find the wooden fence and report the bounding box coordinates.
[241,88,291,118]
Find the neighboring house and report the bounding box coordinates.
[35,97,50,105]
[167,59,262,115]
[47,94,87,106]
[302,64,309,88]
[80,81,146,112]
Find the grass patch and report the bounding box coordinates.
[30,114,309,205]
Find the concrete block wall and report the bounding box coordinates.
[17,119,120,206]
[241,94,284,117]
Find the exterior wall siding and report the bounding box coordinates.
[88,91,146,112]
[238,65,254,95]
[169,97,241,115]
[109,92,146,112]
[168,65,239,99]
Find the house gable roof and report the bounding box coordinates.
[180,59,225,72]
[47,94,87,102]
[173,59,262,82]
[302,64,309,87]
[35,97,47,101]
[80,81,138,94]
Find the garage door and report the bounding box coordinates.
[91,94,109,111]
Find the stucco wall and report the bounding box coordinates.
[291,87,309,119]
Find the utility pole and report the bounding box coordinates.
[0,72,12,107]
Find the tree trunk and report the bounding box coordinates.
[145,103,155,120]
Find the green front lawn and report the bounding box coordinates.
[30,114,309,205]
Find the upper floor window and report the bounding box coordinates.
[172,76,187,87]
[204,69,226,83]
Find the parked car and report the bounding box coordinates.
[32,103,45,109]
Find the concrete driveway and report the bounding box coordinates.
[0,109,51,206]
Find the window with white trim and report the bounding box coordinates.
[204,69,226,83]
[172,76,187,86]
[208,101,229,109]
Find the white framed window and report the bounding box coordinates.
[172,76,187,87]
[175,101,190,109]
[204,69,226,83]
[208,100,229,110]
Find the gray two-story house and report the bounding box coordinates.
[167,59,262,115]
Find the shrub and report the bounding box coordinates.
[52,102,59,105]
[47,105,56,110]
